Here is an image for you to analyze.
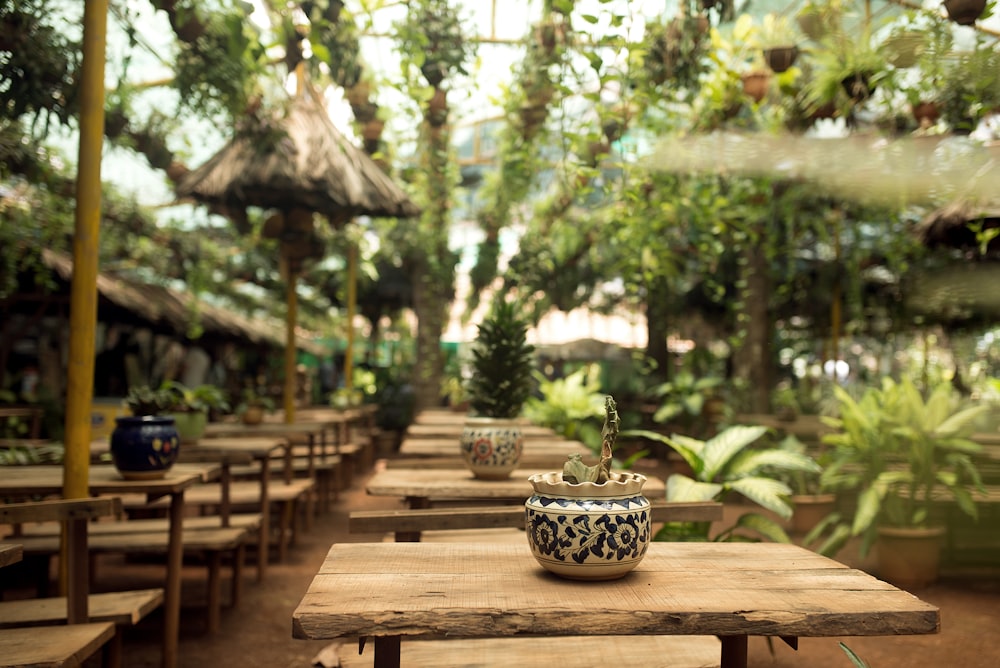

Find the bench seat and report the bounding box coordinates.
[0,621,116,668]
[0,588,164,628]
[326,635,721,668]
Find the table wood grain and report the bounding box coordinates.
[293,542,939,668]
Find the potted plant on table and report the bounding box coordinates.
[772,434,834,534]
[161,381,229,444]
[525,395,652,581]
[460,296,535,480]
[237,388,275,426]
[110,385,181,480]
[814,377,988,589]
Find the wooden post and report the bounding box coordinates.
[63,0,108,499]
[343,240,357,390]
[284,256,298,423]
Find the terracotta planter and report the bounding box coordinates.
[525,471,651,581]
[741,71,771,103]
[911,101,941,127]
[241,406,264,425]
[459,417,523,480]
[110,416,180,480]
[877,526,946,590]
[789,493,837,535]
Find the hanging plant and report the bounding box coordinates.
[943,0,988,26]
[394,0,475,88]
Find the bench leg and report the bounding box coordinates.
[101,629,123,668]
[206,550,222,634]
[277,501,292,562]
[231,543,246,608]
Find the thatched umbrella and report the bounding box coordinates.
[175,90,418,420]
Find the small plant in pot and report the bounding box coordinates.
[771,434,833,535]
[237,387,275,425]
[526,395,652,581]
[110,385,181,480]
[460,296,535,480]
[161,381,229,444]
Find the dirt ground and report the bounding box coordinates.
[38,454,1000,667]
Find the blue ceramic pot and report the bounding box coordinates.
[110,415,180,480]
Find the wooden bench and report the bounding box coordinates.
[324,635,722,668]
[136,479,315,562]
[10,522,249,634]
[230,454,342,514]
[0,497,162,668]
[350,502,724,543]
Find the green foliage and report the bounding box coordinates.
[160,381,229,414]
[523,364,606,445]
[236,387,275,414]
[650,372,723,424]
[465,297,536,419]
[124,386,178,417]
[626,425,819,542]
[814,377,988,558]
[0,442,64,465]
[393,0,476,87]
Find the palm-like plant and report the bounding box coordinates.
[624,425,820,542]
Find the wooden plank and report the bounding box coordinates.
[19,514,263,537]
[8,526,250,554]
[333,636,722,668]
[0,543,22,568]
[0,497,121,525]
[349,502,722,535]
[0,622,115,668]
[0,589,164,628]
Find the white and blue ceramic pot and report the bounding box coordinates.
[110,415,180,480]
[459,417,523,480]
[525,470,651,581]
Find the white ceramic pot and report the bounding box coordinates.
[459,417,523,480]
[525,470,651,581]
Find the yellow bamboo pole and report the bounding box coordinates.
[284,257,298,424]
[343,240,357,390]
[64,0,108,499]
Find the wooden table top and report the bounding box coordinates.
[366,467,666,502]
[405,422,558,439]
[204,421,329,438]
[180,436,288,463]
[293,541,939,642]
[0,462,216,496]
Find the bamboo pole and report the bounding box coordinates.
[63,0,108,500]
[343,240,357,390]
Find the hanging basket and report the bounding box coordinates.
[763,45,799,73]
[741,71,771,103]
[943,0,987,25]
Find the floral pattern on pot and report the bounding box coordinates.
[525,471,651,580]
[460,418,523,480]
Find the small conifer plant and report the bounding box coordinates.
[465,297,535,419]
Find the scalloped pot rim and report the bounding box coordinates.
[528,470,647,498]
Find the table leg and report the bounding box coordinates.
[162,490,184,668]
[720,635,748,668]
[396,497,430,542]
[257,456,270,581]
[373,635,401,668]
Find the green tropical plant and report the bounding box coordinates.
[811,377,988,558]
[650,372,723,424]
[124,386,178,417]
[624,425,819,542]
[523,364,605,445]
[160,381,229,414]
[236,387,276,415]
[770,435,827,495]
[802,25,888,114]
[464,297,536,419]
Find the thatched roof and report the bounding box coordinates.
[175,91,419,221]
[916,200,1000,254]
[42,250,325,355]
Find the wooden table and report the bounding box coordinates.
[0,543,22,568]
[292,542,940,668]
[177,436,289,580]
[405,422,558,439]
[0,463,216,668]
[397,436,591,469]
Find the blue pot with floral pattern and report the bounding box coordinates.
[110,415,180,480]
[525,470,651,581]
[460,417,523,480]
